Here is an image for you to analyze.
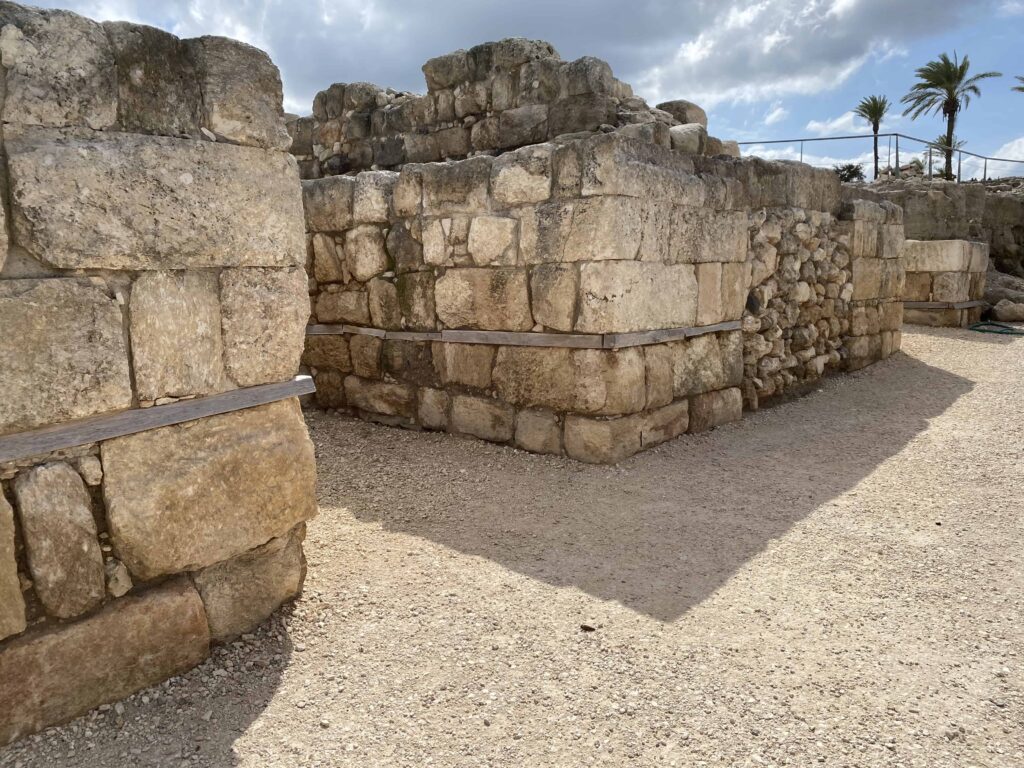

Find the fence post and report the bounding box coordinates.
[799,140,803,164]
[927,148,932,179]
[957,151,962,183]
[895,135,900,178]
[984,158,988,181]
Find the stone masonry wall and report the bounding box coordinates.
[902,239,989,327]
[0,4,315,744]
[289,38,739,179]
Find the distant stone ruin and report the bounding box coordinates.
[294,39,903,457]
[0,3,315,744]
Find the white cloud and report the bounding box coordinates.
[764,102,788,126]
[959,136,1024,179]
[806,111,870,136]
[999,0,1024,14]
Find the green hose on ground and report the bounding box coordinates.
[969,321,1024,336]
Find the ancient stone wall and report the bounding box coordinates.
[0,4,315,744]
[902,239,989,326]
[290,39,738,178]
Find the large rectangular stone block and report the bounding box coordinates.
[6,126,304,270]
[902,240,970,273]
[576,262,697,333]
[0,279,132,436]
[101,399,317,581]
[0,579,209,746]
[670,208,748,263]
[435,268,533,331]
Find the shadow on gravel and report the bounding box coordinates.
[320,354,971,623]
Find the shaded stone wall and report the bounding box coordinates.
[0,4,315,744]
[289,38,739,178]
[902,239,989,327]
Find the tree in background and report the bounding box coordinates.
[853,95,890,180]
[1014,76,1024,93]
[901,52,1001,179]
[833,163,865,182]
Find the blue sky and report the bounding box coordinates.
[36,0,1024,177]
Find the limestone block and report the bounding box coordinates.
[576,262,697,333]
[313,370,346,409]
[643,345,674,409]
[353,171,399,224]
[719,141,741,158]
[422,49,472,89]
[931,271,970,303]
[903,272,933,301]
[129,271,227,401]
[391,170,422,218]
[194,525,305,642]
[435,268,533,331]
[967,241,989,273]
[432,343,495,390]
[656,99,708,128]
[491,144,553,205]
[0,279,132,436]
[387,223,424,274]
[13,463,105,619]
[104,22,201,137]
[420,156,491,215]
[0,4,117,129]
[468,216,519,266]
[492,347,646,416]
[688,387,742,433]
[344,376,416,419]
[670,208,748,263]
[994,299,1024,322]
[417,388,450,430]
[303,175,355,233]
[547,93,616,137]
[878,259,905,300]
[849,220,879,259]
[102,399,316,580]
[186,35,290,150]
[671,333,742,398]
[450,395,514,443]
[878,223,905,260]
[368,278,403,329]
[312,233,346,283]
[530,264,578,332]
[902,240,969,273]
[845,334,883,368]
[0,579,209,746]
[382,341,438,387]
[641,400,690,448]
[301,335,351,373]
[564,414,641,464]
[422,219,450,266]
[6,127,304,270]
[969,272,986,300]
[669,124,707,155]
[0,494,26,642]
[344,226,390,282]
[851,257,883,301]
[616,121,672,148]
[498,104,549,149]
[526,197,650,264]
[514,410,563,455]
[397,272,437,331]
[350,335,383,378]
[575,133,703,202]
[220,267,309,387]
[316,288,370,325]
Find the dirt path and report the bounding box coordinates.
[2,327,1022,768]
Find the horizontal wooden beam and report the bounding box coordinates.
[0,376,316,466]
[904,300,986,310]
[308,321,744,350]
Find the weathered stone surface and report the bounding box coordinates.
[420,156,491,215]
[194,525,305,642]
[851,258,883,301]
[435,268,533,331]
[104,558,133,598]
[492,347,646,416]
[316,288,370,325]
[303,175,355,233]
[368,278,403,329]
[643,344,674,409]
[530,264,578,331]
[903,271,933,301]
[396,272,437,331]
[688,387,742,433]
[221,267,309,387]
[514,409,562,455]
[669,123,707,155]
[312,233,345,282]
[312,370,346,408]
[344,376,416,419]
[6,127,304,270]
[468,216,519,266]
[382,341,438,386]
[576,262,697,333]
[902,240,970,273]
[671,333,742,397]
[349,335,383,378]
[0,4,117,130]
[417,388,450,430]
[186,35,290,150]
[994,299,1024,322]
[129,271,227,401]
[931,271,970,303]
[564,414,641,464]
[491,143,553,205]
[450,395,514,442]
[353,171,398,224]
[0,279,132,435]
[0,578,209,746]
[12,463,105,620]
[104,21,201,137]
[0,494,26,642]
[656,99,707,128]
[302,335,351,373]
[433,342,495,390]
[670,208,748,263]
[102,399,317,580]
[641,400,690,448]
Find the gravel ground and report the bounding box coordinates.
[2,326,1022,768]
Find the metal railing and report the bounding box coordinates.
[736,132,1024,182]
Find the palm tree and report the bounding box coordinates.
[853,95,890,180]
[928,135,966,176]
[901,52,1001,179]
[1014,76,1024,93]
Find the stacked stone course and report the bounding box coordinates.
[0,3,315,744]
[902,239,989,326]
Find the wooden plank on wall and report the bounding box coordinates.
[0,376,316,466]
[904,300,986,310]
[440,330,604,348]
